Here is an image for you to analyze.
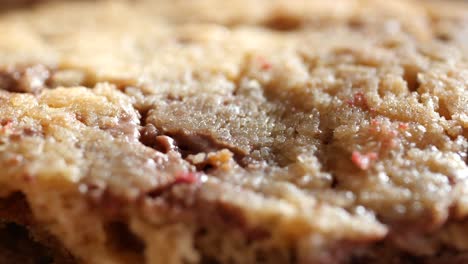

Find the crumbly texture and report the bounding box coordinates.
[0,0,467,263]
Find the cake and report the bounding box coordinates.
[0,0,467,263]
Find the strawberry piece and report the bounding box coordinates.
[174,172,199,184]
[351,151,378,170]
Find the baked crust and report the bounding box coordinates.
[0,0,467,263]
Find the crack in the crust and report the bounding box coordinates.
[104,221,145,261]
[435,33,452,42]
[402,64,421,93]
[317,128,338,188]
[0,64,248,172]
[0,64,249,172]
[349,242,468,264]
[0,223,56,264]
[139,121,248,171]
[435,97,454,121]
[262,14,303,31]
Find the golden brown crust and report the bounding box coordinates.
[0,0,466,263]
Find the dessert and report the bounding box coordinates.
[0,0,466,263]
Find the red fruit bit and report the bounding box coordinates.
[351,151,378,170]
[347,92,368,109]
[382,137,397,149]
[22,173,34,183]
[257,56,272,70]
[366,152,378,160]
[383,128,398,149]
[370,119,381,133]
[371,119,380,126]
[174,172,199,184]
[147,172,201,199]
[398,123,409,130]
[369,119,400,149]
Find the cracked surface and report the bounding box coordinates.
[0,0,467,264]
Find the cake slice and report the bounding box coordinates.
[0,0,467,263]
